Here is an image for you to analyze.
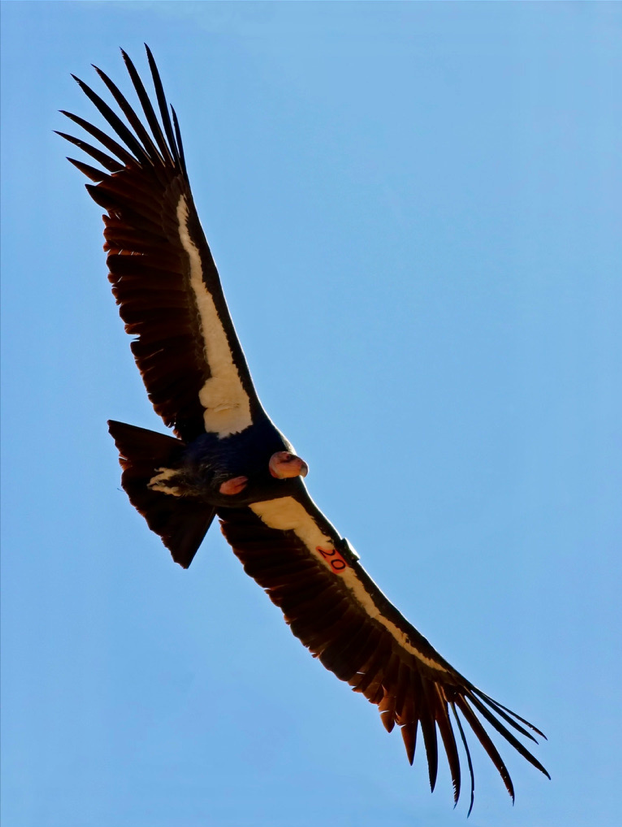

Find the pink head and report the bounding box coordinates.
[269,451,309,480]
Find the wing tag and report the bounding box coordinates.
[316,545,349,574]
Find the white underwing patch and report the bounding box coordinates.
[251,497,332,554]
[177,196,253,437]
[250,497,449,672]
[148,466,184,496]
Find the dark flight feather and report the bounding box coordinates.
[71,74,150,165]
[121,48,176,167]
[60,109,137,167]
[55,130,123,172]
[92,65,164,164]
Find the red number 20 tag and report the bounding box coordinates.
[316,545,349,574]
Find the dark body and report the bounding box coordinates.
[158,418,299,507]
[61,46,548,814]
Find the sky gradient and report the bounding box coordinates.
[2,3,621,826]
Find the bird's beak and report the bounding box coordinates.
[269,451,309,479]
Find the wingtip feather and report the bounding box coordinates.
[400,722,416,765]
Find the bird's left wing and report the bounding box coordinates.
[218,494,549,813]
[58,47,261,442]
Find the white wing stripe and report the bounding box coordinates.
[176,196,252,437]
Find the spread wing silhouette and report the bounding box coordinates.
[60,46,548,812]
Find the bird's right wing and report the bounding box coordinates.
[218,496,549,813]
[58,47,262,442]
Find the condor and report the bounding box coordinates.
[59,46,548,813]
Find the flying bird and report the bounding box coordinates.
[59,46,548,812]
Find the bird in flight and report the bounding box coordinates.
[59,46,548,813]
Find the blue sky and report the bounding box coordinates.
[2,3,621,826]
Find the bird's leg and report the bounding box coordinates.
[219,476,249,495]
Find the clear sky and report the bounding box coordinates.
[2,3,621,826]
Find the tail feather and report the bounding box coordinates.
[108,420,214,568]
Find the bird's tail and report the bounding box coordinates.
[108,420,215,568]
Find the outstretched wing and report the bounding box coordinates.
[218,494,549,813]
[58,46,261,442]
